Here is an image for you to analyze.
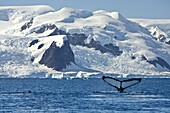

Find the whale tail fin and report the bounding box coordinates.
[102,76,141,92]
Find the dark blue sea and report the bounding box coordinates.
[0,78,170,112]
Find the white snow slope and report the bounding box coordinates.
[0,5,170,77]
[129,18,170,42]
[0,5,55,33]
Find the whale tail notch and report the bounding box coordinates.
[102,76,141,92]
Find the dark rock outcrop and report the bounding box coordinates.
[157,34,166,42]
[38,44,44,49]
[104,43,123,56]
[165,40,170,45]
[21,18,34,31]
[147,57,170,70]
[131,56,136,60]
[48,27,67,36]
[29,39,39,47]
[35,24,56,34]
[86,39,122,56]
[141,55,147,61]
[149,26,169,45]
[39,40,75,71]
[48,25,123,56]
[141,55,170,70]
[31,57,35,62]
[67,33,86,46]
[25,20,123,57]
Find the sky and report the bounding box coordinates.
[0,0,170,19]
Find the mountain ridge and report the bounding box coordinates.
[0,5,169,77]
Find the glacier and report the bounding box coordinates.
[0,5,170,77]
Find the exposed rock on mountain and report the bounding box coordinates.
[147,57,170,70]
[35,24,56,34]
[39,40,75,71]
[0,6,170,76]
[28,35,76,71]
[29,39,39,47]
[129,18,170,45]
[141,55,170,70]
[21,18,34,31]
[148,26,169,44]
[27,23,123,56]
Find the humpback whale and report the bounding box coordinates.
[102,76,141,93]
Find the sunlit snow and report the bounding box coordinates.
[0,5,169,77]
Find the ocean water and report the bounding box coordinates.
[0,78,170,112]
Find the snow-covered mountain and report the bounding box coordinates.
[0,5,55,33]
[0,5,170,77]
[129,18,170,44]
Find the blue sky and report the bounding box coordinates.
[0,0,170,19]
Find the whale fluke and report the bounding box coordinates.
[102,76,141,92]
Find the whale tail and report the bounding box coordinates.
[102,76,141,92]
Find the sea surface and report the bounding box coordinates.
[0,78,170,112]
